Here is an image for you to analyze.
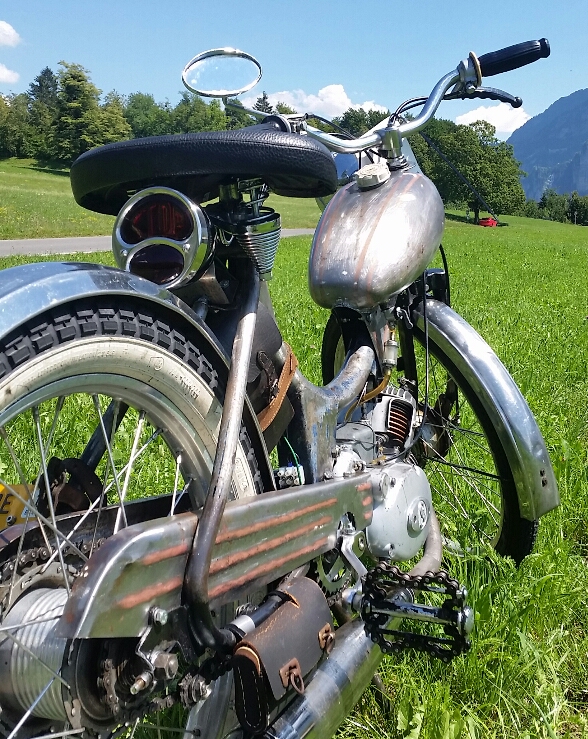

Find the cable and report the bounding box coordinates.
[439,244,451,306]
[283,435,303,485]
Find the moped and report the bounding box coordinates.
[0,38,554,739]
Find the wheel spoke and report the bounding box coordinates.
[6,677,57,739]
[29,730,84,739]
[114,409,146,534]
[33,403,72,595]
[92,394,128,530]
[170,454,182,515]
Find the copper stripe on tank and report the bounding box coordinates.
[208,538,330,600]
[362,176,421,293]
[209,515,333,575]
[116,576,183,609]
[215,497,337,544]
[354,175,419,288]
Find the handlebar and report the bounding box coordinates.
[304,38,549,158]
[226,38,549,159]
[477,38,550,78]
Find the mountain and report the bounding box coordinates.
[507,88,588,200]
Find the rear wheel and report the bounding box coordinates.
[0,300,262,738]
[321,311,536,564]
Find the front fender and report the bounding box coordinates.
[0,261,273,489]
[412,299,558,520]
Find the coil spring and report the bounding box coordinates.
[236,225,281,276]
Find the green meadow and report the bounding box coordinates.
[2,159,588,737]
[0,157,321,238]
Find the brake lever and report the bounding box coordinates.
[445,86,522,108]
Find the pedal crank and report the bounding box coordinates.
[361,563,474,663]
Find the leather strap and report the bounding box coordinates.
[257,344,298,432]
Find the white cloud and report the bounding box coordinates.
[0,21,21,47]
[243,84,387,119]
[454,102,530,135]
[0,63,18,84]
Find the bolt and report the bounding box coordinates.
[121,249,128,258]
[150,607,168,626]
[154,652,179,680]
[130,671,153,696]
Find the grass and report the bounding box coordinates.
[0,158,321,239]
[0,158,115,239]
[269,217,588,738]
[2,162,588,736]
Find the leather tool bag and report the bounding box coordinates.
[232,577,334,734]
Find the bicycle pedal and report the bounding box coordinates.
[361,564,474,662]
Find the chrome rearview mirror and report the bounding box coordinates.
[182,48,262,98]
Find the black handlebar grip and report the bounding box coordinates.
[477,38,550,77]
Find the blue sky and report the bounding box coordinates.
[1,0,586,138]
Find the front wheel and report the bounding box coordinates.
[403,320,538,563]
[0,299,262,738]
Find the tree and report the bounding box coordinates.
[172,92,226,133]
[0,93,35,157]
[538,189,568,223]
[567,191,588,225]
[225,97,256,130]
[409,119,526,221]
[253,92,273,114]
[124,92,174,138]
[51,63,131,164]
[51,62,103,163]
[27,67,58,112]
[332,107,389,136]
[523,199,542,219]
[82,91,131,150]
[275,101,296,115]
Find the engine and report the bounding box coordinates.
[333,386,432,562]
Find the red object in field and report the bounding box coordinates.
[478,217,498,227]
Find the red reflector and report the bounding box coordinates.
[121,195,193,244]
[128,244,185,285]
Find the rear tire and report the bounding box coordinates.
[0,299,262,737]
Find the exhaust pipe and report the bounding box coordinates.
[264,510,443,739]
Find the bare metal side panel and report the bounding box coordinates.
[413,299,558,520]
[57,475,374,638]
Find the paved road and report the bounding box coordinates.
[0,229,315,257]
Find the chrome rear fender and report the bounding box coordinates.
[0,260,274,489]
[412,299,558,520]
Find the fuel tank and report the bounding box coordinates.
[309,168,445,311]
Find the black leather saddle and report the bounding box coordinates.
[70,128,338,215]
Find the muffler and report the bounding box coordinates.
[263,615,389,739]
[264,509,443,739]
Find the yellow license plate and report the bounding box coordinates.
[0,484,34,528]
